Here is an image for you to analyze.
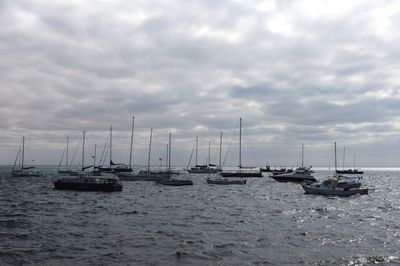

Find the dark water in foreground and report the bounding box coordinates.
[1,167,400,265]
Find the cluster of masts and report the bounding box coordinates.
[9,117,368,196]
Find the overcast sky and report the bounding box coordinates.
[1,0,400,168]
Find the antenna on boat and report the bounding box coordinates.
[129,116,135,168]
[208,140,211,166]
[93,144,96,169]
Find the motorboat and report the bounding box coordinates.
[270,166,316,182]
[301,179,368,196]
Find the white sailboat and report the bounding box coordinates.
[11,136,42,177]
[219,118,262,178]
[187,136,221,174]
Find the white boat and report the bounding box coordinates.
[11,136,42,177]
[270,144,316,182]
[301,179,368,196]
[117,128,172,181]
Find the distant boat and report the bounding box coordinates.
[187,136,221,174]
[270,144,316,182]
[11,136,42,177]
[336,147,363,174]
[207,132,246,185]
[54,131,122,192]
[261,165,293,174]
[118,128,172,181]
[97,122,133,173]
[219,118,262,178]
[301,142,367,196]
[154,133,193,186]
[301,179,368,196]
[57,136,79,176]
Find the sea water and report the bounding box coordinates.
[1,166,399,265]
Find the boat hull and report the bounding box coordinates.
[220,172,262,178]
[301,184,368,196]
[271,175,316,183]
[54,181,122,192]
[206,178,246,185]
[155,179,193,186]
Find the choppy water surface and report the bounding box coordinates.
[1,167,400,265]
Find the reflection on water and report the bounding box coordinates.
[1,166,400,265]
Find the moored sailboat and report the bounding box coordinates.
[11,136,42,177]
[54,131,122,192]
[219,118,261,178]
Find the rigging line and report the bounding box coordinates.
[99,134,109,166]
[70,135,82,166]
[222,121,239,167]
[12,142,22,170]
[58,149,65,169]
[243,121,261,167]
[186,143,196,169]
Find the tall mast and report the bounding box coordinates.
[165,144,169,172]
[109,125,112,168]
[93,144,96,169]
[353,154,356,169]
[82,131,85,171]
[219,132,222,169]
[66,136,69,168]
[195,136,198,166]
[168,133,172,172]
[239,118,242,169]
[21,136,25,170]
[334,142,337,172]
[301,143,304,168]
[129,116,135,168]
[147,129,153,172]
[208,140,211,166]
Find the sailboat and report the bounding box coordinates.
[335,148,364,174]
[187,137,221,174]
[301,142,368,196]
[54,131,123,192]
[97,123,132,173]
[219,118,262,178]
[118,128,171,181]
[11,136,42,177]
[207,132,246,185]
[57,136,79,176]
[155,133,193,186]
[270,143,316,182]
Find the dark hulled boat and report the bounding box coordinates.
[54,172,122,192]
[53,131,123,192]
[336,169,364,175]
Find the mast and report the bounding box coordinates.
[334,142,337,172]
[66,136,69,168]
[219,132,222,170]
[93,144,96,169]
[129,116,135,168]
[168,133,172,172]
[353,154,356,169]
[109,125,112,168]
[208,140,211,167]
[301,143,304,168]
[165,144,169,172]
[21,136,25,170]
[195,136,198,166]
[82,131,85,171]
[239,118,242,169]
[147,129,153,172]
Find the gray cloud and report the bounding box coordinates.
[1,0,400,167]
